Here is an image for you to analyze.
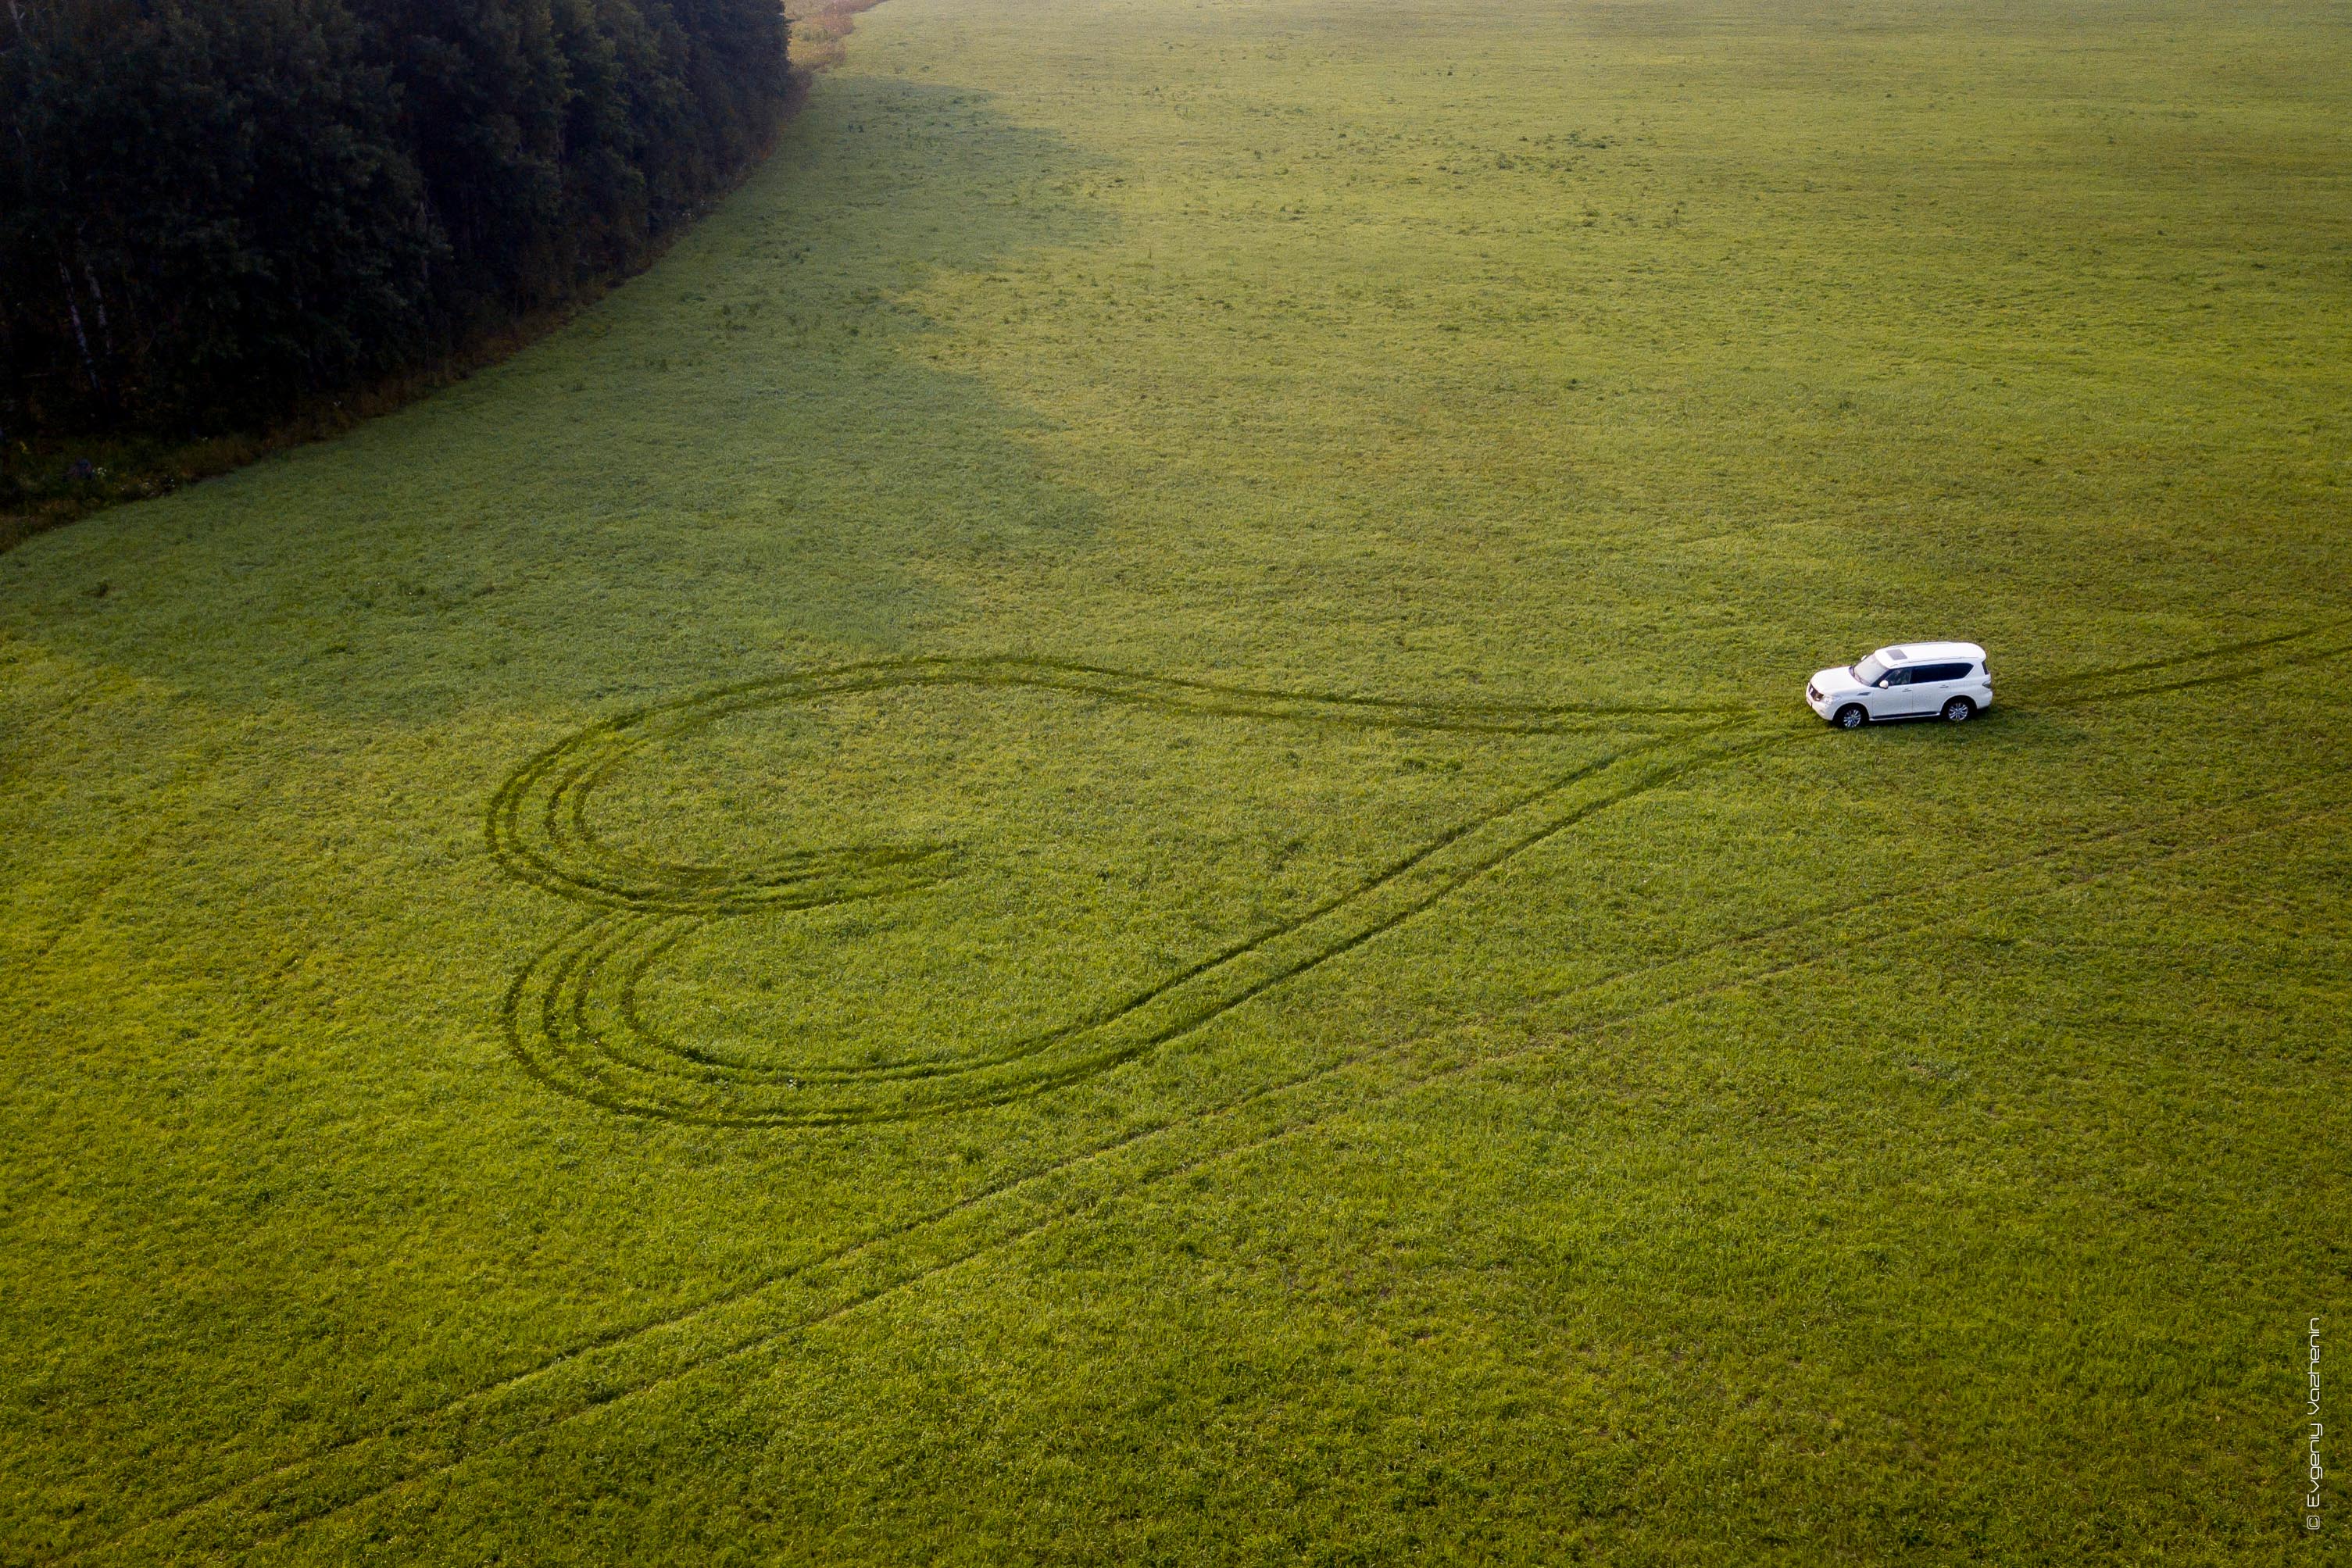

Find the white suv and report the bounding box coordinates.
[1807,641,1992,728]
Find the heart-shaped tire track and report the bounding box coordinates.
[487,656,1759,1127]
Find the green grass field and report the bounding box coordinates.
[4,0,2349,1559]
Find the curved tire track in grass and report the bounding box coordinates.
[60,771,2348,1563]
[41,629,2345,1561]
[488,655,1757,1127]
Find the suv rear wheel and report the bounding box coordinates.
[1942,696,1976,723]
[1835,704,1868,730]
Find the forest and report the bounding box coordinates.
[0,0,791,440]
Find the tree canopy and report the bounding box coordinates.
[1,0,790,436]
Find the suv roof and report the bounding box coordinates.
[1879,641,1986,664]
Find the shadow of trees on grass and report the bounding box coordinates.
[0,74,1120,729]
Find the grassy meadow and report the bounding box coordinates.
[3,0,2349,1559]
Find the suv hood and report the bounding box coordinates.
[1810,666,1864,697]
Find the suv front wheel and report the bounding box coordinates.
[1941,697,1976,723]
[1835,704,1868,730]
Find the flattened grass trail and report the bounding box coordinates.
[2,0,2347,1561]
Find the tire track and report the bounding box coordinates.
[48,766,2348,1565]
[488,656,1764,1126]
[48,713,1764,1563]
[2014,619,2352,710]
[503,727,1781,1126]
[38,627,2346,1559]
[485,655,1742,909]
[78,780,2352,1560]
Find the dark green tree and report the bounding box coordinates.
[0,0,788,435]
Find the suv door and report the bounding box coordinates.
[1869,665,1922,716]
[1909,662,1970,714]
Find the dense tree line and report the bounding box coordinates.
[0,0,789,437]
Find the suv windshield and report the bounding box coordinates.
[1852,652,1893,684]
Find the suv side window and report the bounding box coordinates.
[1914,663,1971,684]
[1878,667,1912,687]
